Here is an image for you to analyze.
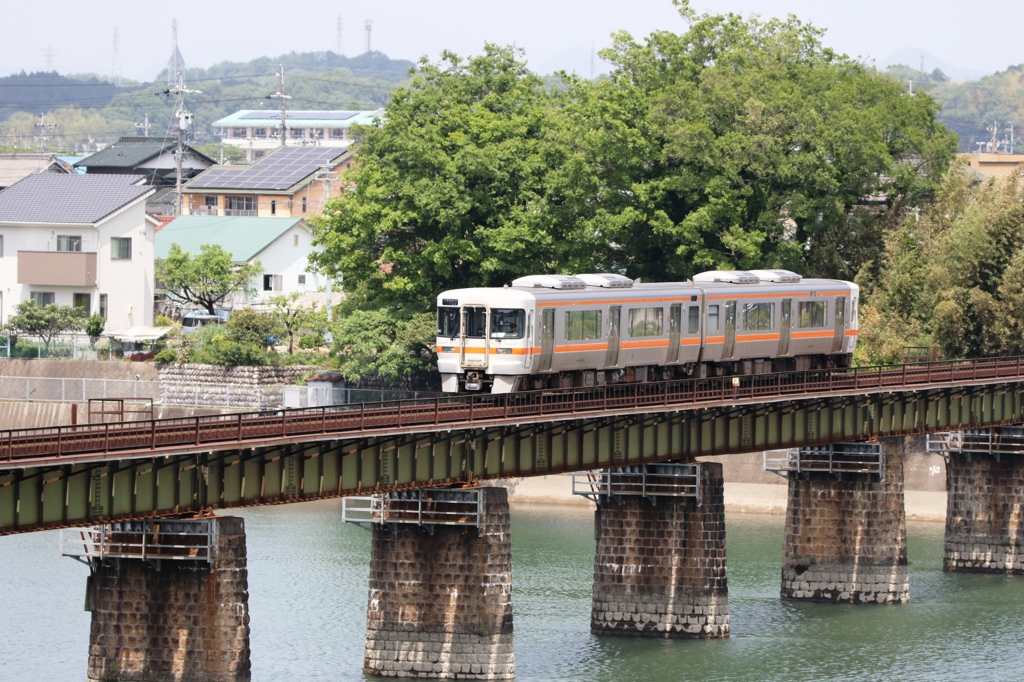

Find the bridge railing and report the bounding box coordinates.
[3,354,1024,464]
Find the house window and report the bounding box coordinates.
[253,151,266,160]
[297,274,306,285]
[253,128,267,138]
[263,274,282,291]
[271,200,276,216]
[331,128,345,139]
[232,128,247,137]
[301,197,307,213]
[291,128,305,139]
[205,195,218,208]
[226,196,257,216]
[56,235,82,252]
[31,292,55,306]
[293,234,299,247]
[314,128,325,139]
[99,294,108,319]
[73,293,91,313]
[111,237,132,260]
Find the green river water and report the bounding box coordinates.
[2,501,1022,681]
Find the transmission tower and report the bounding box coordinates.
[365,20,373,54]
[111,24,122,86]
[336,15,343,55]
[268,65,292,148]
[167,19,186,88]
[34,113,57,152]
[42,44,57,72]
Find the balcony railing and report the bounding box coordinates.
[17,251,97,286]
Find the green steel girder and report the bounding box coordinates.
[2,381,1023,534]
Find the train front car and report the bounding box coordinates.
[436,285,539,393]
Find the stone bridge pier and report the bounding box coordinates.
[349,486,515,680]
[63,515,251,682]
[935,427,1024,574]
[580,461,729,638]
[772,439,909,604]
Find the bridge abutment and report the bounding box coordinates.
[779,439,908,604]
[361,486,515,680]
[941,428,1024,573]
[587,462,729,638]
[79,516,251,682]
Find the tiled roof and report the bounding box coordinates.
[155,215,306,262]
[0,174,152,224]
[75,137,215,169]
[0,153,69,188]
[186,146,350,191]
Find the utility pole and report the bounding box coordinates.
[988,121,1000,153]
[135,113,151,137]
[268,65,291,147]
[166,83,201,215]
[34,113,56,152]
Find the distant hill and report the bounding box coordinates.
[0,51,415,152]
[880,49,988,82]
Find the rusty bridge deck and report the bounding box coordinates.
[3,356,1024,534]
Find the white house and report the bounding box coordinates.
[211,109,381,162]
[0,174,157,331]
[154,216,320,313]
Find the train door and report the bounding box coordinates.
[667,303,682,364]
[831,297,846,353]
[779,299,792,356]
[605,305,621,367]
[524,310,534,369]
[537,308,555,372]
[460,306,488,368]
[723,301,737,360]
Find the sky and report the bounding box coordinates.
[2,0,1021,82]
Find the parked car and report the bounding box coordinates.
[181,309,229,334]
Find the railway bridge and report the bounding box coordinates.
[5,356,1024,681]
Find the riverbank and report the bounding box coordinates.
[505,474,948,522]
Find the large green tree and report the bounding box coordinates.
[156,244,262,315]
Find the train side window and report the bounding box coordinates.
[708,305,720,333]
[628,307,664,337]
[565,310,602,340]
[743,302,775,331]
[437,307,460,338]
[687,306,700,334]
[797,301,827,328]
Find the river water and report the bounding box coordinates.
[2,501,1022,681]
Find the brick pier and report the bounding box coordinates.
[945,448,1024,573]
[589,462,729,638]
[780,439,908,604]
[363,486,515,679]
[84,516,251,682]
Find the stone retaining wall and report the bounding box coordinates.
[158,364,314,409]
[364,487,515,679]
[590,462,729,638]
[945,451,1024,573]
[781,439,908,604]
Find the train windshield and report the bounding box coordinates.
[491,309,525,339]
[465,307,488,338]
[437,307,460,338]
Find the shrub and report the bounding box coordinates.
[154,348,179,364]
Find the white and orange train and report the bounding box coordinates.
[435,270,859,393]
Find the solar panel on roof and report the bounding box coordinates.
[187,146,347,190]
[238,110,359,121]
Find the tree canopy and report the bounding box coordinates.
[857,163,1024,364]
[156,243,262,315]
[311,2,957,317]
[3,301,86,352]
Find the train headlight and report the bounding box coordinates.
[495,348,513,355]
